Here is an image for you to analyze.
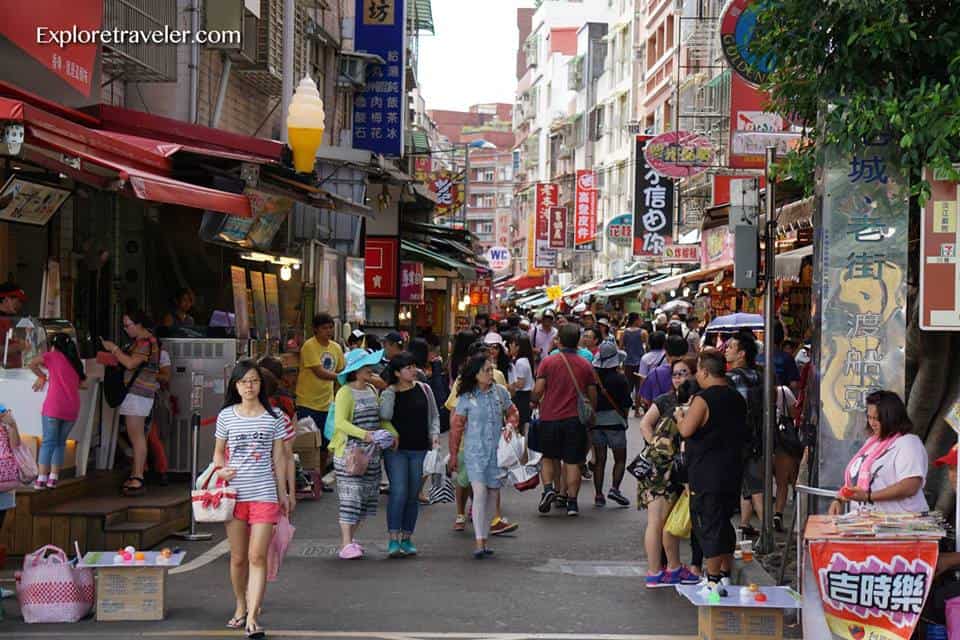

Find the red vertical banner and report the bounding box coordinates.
[574,170,597,246]
[534,183,558,269]
[399,261,424,304]
[364,236,399,298]
[549,206,567,249]
[919,168,960,330]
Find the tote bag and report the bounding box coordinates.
[191,466,237,523]
[16,545,94,623]
[664,490,692,539]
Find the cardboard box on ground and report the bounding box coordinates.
[292,431,324,470]
[96,566,166,621]
[698,605,783,640]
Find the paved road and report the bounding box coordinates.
[1,419,801,638]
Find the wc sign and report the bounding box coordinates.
[485,246,511,272]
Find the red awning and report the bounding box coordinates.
[5,94,253,217]
[95,130,275,164]
[0,97,23,121]
[504,274,547,290]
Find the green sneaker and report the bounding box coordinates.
[387,540,405,558]
[399,539,417,556]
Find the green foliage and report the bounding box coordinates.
[750,0,960,201]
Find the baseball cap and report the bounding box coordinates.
[935,446,958,467]
[542,310,555,319]
[597,317,610,327]
[348,329,365,342]
[0,282,26,301]
[384,331,404,345]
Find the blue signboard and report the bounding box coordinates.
[353,0,406,157]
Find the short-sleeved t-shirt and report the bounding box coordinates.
[126,335,160,398]
[773,349,800,387]
[41,350,82,421]
[850,434,929,513]
[528,325,558,357]
[295,337,345,411]
[215,406,287,503]
[637,349,667,378]
[536,349,596,422]
[511,357,534,392]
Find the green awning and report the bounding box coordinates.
[595,279,648,299]
[406,129,430,154]
[401,239,476,279]
[408,0,434,34]
[705,68,731,90]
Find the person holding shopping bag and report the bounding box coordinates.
[213,360,290,639]
[28,333,85,489]
[330,349,398,560]
[379,352,441,557]
[449,354,520,558]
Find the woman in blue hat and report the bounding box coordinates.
[330,349,398,559]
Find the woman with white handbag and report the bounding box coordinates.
[213,360,290,639]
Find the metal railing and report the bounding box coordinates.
[102,0,178,82]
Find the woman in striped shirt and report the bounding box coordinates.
[214,360,290,639]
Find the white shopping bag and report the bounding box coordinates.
[422,448,448,476]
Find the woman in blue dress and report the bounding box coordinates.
[449,354,519,558]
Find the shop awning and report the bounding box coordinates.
[562,278,604,301]
[504,273,546,290]
[648,273,687,295]
[95,130,274,164]
[401,239,480,280]
[409,0,435,34]
[595,278,650,299]
[0,97,23,121]
[775,244,813,281]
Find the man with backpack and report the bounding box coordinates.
[724,331,764,539]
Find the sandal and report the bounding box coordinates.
[246,621,266,638]
[122,477,145,496]
[227,613,247,629]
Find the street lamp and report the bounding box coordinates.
[286,76,325,173]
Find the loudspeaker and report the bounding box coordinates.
[734,224,759,289]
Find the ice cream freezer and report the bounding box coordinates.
[162,338,244,472]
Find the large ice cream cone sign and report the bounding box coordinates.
[286,76,326,173]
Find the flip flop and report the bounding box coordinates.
[246,622,266,639]
[226,613,246,629]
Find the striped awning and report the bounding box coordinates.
[408,0,434,34]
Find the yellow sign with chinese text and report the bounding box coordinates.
[363,0,395,26]
[934,200,957,234]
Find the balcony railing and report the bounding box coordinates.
[102,0,177,82]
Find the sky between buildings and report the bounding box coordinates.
[418,0,535,111]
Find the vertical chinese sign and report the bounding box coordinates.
[344,257,366,323]
[399,261,424,304]
[919,168,960,330]
[634,136,674,258]
[809,539,937,640]
[815,140,908,488]
[534,183,558,269]
[230,266,250,340]
[574,170,597,246]
[429,171,463,217]
[549,206,567,249]
[353,0,405,157]
[365,236,399,299]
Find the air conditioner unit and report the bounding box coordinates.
[204,0,245,51]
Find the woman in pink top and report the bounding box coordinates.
[28,333,86,489]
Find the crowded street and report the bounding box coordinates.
[2,0,960,638]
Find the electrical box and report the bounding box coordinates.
[734,224,759,289]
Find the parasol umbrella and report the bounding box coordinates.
[658,299,693,314]
[706,313,764,331]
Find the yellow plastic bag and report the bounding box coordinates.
[664,490,691,539]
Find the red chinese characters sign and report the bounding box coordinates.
[534,183,558,269]
[574,170,597,246]
[469,278,492,305]
[364,236,398,298]
[549,206,567,249]
[429,171,463,217]
[919,167,960,330]
[399,261,424,304]
[809,539,937,640]
[0,1,102,97]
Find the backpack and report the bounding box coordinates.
[103,362,145,408]
[729,367,764,458]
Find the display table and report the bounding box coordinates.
[801,514,942,640]
[676,584,801,640]
[0,358,103,476]
[79,550,186,621]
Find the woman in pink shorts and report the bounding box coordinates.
[214,360,290,639]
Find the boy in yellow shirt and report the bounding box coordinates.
[295,313,345,478]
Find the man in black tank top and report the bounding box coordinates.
[676,350,748,586]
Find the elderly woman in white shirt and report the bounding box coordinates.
[829,390,928,515]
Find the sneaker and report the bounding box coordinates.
[338,543,363,560]
[773,513,783,532]
[46,478,58,489]
[554,495,568,510]
[490,518,519,535]
[594,494,606,507]
[607,488,630,507]
[453,515,467,531]
[33,479,46,490]
[566,500,579,516]
[399,540,417,556]
[387,540,404,558]
[645,570,668,588]
[538,488,557,514]
[661,565,701,585]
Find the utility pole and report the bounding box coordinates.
[462,143,471,230]
[760,146,777,554]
